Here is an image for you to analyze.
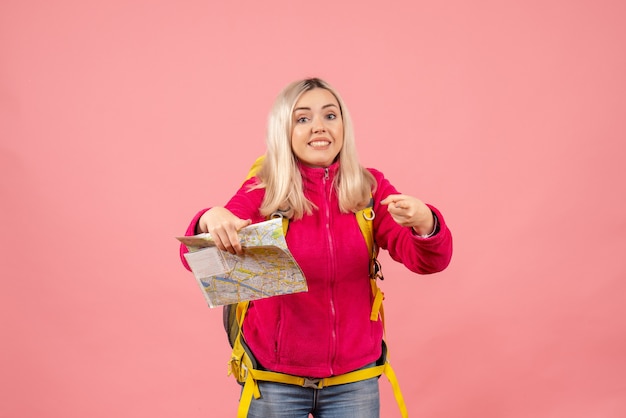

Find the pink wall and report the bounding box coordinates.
[2,0,625,417]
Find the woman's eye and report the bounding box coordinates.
[326,113,337,120]
[296,116,309,123]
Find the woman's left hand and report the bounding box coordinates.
[380,194,435,236]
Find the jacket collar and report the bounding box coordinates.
[297,160,340,182]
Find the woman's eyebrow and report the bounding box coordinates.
[293,103,339,112]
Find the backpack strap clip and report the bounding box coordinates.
[362,197,376,221]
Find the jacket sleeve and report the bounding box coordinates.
[370,169,453,274]
[179,208,211,271]
[178,178,265,271]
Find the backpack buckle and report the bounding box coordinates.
[302,377,323,389]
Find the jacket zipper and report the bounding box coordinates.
[323,167,337,376]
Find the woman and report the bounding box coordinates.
[180,78,453,417]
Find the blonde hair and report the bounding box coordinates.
[253,78,376,220]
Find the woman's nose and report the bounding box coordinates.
[312,117,326,133]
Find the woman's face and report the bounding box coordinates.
[291,88,344,168]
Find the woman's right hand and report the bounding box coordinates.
[197,207,252,255]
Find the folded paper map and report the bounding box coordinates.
[177,218,308,307]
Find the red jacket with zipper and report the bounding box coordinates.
[180,162,453,378]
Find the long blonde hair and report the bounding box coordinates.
[253,78,376,220]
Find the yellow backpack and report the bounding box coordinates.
[224,156,408,417]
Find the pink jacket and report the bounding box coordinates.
[180,162,453,378]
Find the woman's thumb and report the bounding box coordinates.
[237,218,252,230]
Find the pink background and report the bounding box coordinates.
[2,1,625,417]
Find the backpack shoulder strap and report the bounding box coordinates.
[243,155,289,234]
[244,155,265,181]
[355,196,376,259]
[355,196,385,322]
